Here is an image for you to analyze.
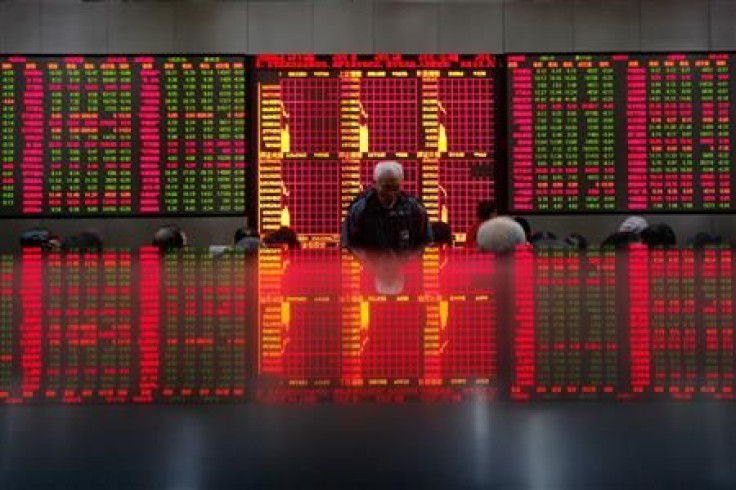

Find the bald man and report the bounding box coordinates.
[341,161,432,251]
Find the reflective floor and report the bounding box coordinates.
[2,246,736,488]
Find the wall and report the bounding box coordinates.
[0,0,733,248]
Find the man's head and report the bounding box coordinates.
[373,161,403,208]
[152,225,187,251]
[476,200,496,221]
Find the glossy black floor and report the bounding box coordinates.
[2,246,736,489]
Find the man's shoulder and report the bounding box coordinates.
[347,188,376,215]
[399,193,428,213]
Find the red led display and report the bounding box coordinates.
[627,246,735,399]
[508,53,733,212]
[256,54,499,246]
[6,249,248,404]
[0,56,246,216]
[256,249,498,402]
[511,248,620,400]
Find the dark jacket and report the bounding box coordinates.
[341,189,432,251]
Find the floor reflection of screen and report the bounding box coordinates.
[11,249,248,404]
[256,249,498,402]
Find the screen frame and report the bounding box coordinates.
[504,50,736,215]
[0,53,250,219]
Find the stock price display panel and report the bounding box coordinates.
[0,56,246,216]
[508,53,733,212]
[255,54,499,245]
[256,249,498,403]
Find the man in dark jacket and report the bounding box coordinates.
[341,161,432,251]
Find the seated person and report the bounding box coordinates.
[640,223,676,248]
[601,231,641,250]
[690,232,729,249]
[430,221,453,248]
[62,231,103,252]
[341,161,432,252]
[477,217,527,254]
[465,200,496,248]
[233,226,263,252]
[152,225,187,252]
[263,226,300,250]
[20,227,61,251]
[564,233,588,251]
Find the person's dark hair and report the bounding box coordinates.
[513,217,532,241]
[62,232,103,252]
[640,223,676,248]
[530,231,557,244]
[565,233,588,251]
[601,231,641,249]
[20,227,52,248]
[152,225,186,251]
[476,200,496,221]
[430,221,452,246]
[264,226,300,250]
[234,226,259,244]
[690,232,729,249]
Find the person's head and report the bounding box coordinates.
[234,226,258,244]
[565,233,588,251]
[690,232,728,249]
[373,161,403,208]
[640,223,676,248]
[530,231,557,245]
[264,226,300,250]
[152,225,187,251]
[430,222,452,247]
[476,200,496,222]
[513,217,532,242]
[477,217,527,254]
[618,215,648,235]
[601,231,641,250]
[62,231,103,252]
[20,227,60,251]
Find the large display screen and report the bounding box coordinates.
[508,53,733,212]
[7,248,248,404]
[0,56,246,216]
[256,249,498,402]
[255,54,499,245]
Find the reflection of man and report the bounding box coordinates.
[352,250,412,296]
[341,161,432,251]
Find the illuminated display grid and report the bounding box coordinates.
[645,249,698,397]
[160,251,247,401]
[628,247,736,399]
[1,56,246,216]
[1,64,14,210]
[256,55,499,244]
[40,252,134,402]
[508,53,734,213]
[359,77,419,153]
[438,160,495,236]
[280,159,341,235]
[257,249,497,395]
[279,78,340,153]
[512,250,619,399]
[0,256,12,400]
[700,247,734,397]
[508,55,617,212]
[437,77,495,153]
[7,249,247,404]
